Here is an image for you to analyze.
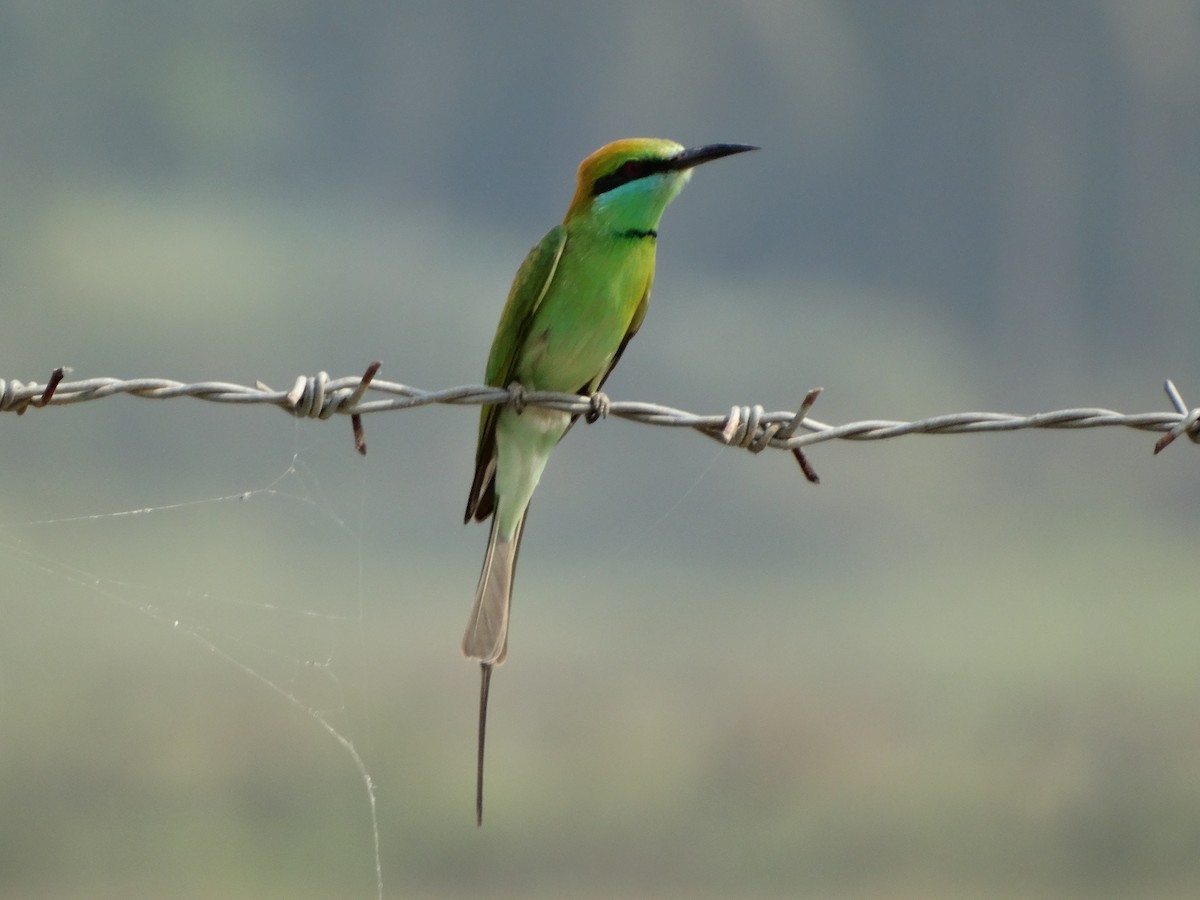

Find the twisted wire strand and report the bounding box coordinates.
[2,367,1196,458]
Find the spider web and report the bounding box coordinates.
[0,441,385,899]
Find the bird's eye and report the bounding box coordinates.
[591,158,654,196]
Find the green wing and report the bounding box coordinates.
[465,225,568,523]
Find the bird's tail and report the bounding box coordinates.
[463,513,525,824]
[462,513,524,664]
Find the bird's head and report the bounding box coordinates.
[564,138,756,229]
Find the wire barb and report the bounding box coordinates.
[0,366,73,415]
[1153,380,1200,455]
[778,387,824,440]
[350,361,383,456]
[36,366,69,409]
[3,369,1196,465]
[778,387,823,482]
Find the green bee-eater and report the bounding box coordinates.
[463,137,756,822]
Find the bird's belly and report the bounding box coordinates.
[493,404,571,537]
[517,324,619,393]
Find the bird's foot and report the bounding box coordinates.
[586,390,610,423]
[506,381,527,414]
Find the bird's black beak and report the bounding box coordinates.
[670,143,758,171]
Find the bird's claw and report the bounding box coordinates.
[507,382,527,414]
[586,391,610,423]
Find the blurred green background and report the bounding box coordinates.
[2,2,1199,898]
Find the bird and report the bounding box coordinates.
[463,137,757,824]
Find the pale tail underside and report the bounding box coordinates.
[462,514,525,664]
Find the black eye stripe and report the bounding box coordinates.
[590,157,672,196]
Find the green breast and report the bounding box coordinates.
[515,230,655,393]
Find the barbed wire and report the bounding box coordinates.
[3,365,1197,480]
